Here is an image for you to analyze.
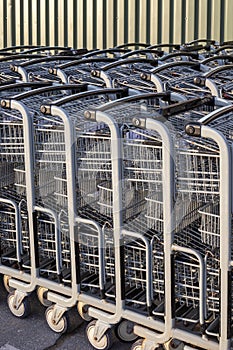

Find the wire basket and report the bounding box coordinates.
[97,179,145,221]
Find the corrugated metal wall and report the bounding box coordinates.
[0,0,232,49]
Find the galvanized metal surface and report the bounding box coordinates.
[0,0,232,50]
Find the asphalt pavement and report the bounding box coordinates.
[0,280,131,350]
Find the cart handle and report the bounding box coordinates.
[204,64,233,78]
[21,45,72,54]
[0,45,41,52]
[180,44,210,52]
[186,38,217,46]
[221,40,233,46]
[201,54,233,65]
[1,84,87,102]
[0,81,52,92]
[148,43,180,50]
[0,51,21,56]
[53,57,116,71]
[96,92,171,112]
[185,104,233,136]
[159,51,200,61]
[40,88,128,111]
[83,48,131,58]
[0,54,44,62]
[159,95,213,118]
[149,61,200,74]
[99,57,158,72]
[117,49,164,59]
[213,44,233,54]
[115,42,150,49]
[11,55,88,69]
[200,105,233,125]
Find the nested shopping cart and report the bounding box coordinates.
[90,57,158,93]
[49,57,118,86]
[80,95,233,350]
[9,55,91,83]
[0,83,100,321]
[0,54,47,83]
[199,54,233,72]
[213,43,233,56]
[193,64,233,100]
[37,92,185,341]
[140,60,211,99]
[130,102,233,350]
[1,86,129,333]
[79,94,197,349]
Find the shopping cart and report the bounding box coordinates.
[0,54,47,82]
[90,57,158,93]
[0,83,102,321]
[140,60,209,98]
[49,57,118,86]
[81,94,233,350]
[76,94,199,348]
[199,54,233,72]
[1,87,129,333]
[194,64,233,100]
[10,55,91,83]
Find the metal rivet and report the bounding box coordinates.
[84,111,91,119]
[40,106,47,114]
[133,118,140,126]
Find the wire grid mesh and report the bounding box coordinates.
[0,109,27,203]
[59,216,72,283]
[198,201,220,248]
[152,240,164,304]
[175,137,220,201]
[174,254,201,322]
[0,163,15,189]
[78,222,105,292]
[124,237,149,308]
[97,179,145,222]
[33,92,124,286]
[205,254,220,317]
[34,120,67,210]
[0,201,29,262]
[0,205,18,253]
[0,114,25,163]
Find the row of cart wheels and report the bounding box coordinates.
[1,278,185,350]
[86,319,138,350]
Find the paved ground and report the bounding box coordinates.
[0,280,132,350]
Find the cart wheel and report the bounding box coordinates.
[7,292,31,319]
[37,286,52,307]
[115,320,138,342]
[86,319,114,350]
[77,301,92,321]
[131,339,144,350]
[3,275,15,293]
[45,305,69,334]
